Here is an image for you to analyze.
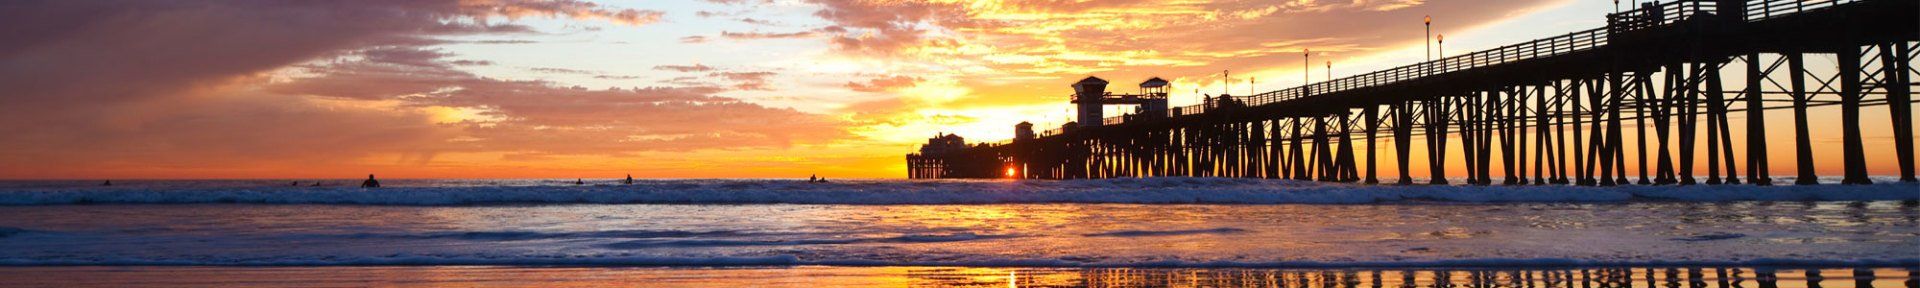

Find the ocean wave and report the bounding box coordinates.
[0,255,1911,268]
[0,178,1913,206]
[1082,228,1247,237]
[335,229,757,241]
[0,227,29,238]
[599,233,1016,249]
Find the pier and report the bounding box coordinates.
[908,0,1918,185]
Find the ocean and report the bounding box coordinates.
[0,178,1914,287]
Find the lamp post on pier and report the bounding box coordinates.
[1425,16,1433,76]
[1436,34,1445,71]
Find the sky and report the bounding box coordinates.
[0,0,1905,179]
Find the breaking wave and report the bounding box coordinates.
[0,255,1911,268]
[0,178,1913,206]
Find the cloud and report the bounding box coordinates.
[680,35,709,43]
[653,64,716,72]
[704,0,773,5]
[0,0,839,178]
[529,67,597,74]
[846,75,922,92]
[274,49,844,153]
[469,39,541,44]
[365,48,459,68]
[720,30,818,40]
[450,59,496,66]
[784,0,1550,78]
[461,0,667,26]
[708,71,779,90]
[738,18,782,26]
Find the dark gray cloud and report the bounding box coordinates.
[0,0,842,178]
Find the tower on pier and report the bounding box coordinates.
[1071,76,1171,127]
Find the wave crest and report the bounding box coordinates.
[0,178,1913,206]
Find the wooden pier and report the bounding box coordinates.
[910,0,1918,185]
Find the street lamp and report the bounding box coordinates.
[1425,15,1433,76]
[1436,34,1445,72]
[1425,15,1432,62]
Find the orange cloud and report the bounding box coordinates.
[846,75,923,92]
[0,1,846,179]
[456,0,666,26]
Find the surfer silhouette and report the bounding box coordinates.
[624,174,634,185]
[361,174,380,188]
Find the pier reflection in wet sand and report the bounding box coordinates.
[2,266,1912,288]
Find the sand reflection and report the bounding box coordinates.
[1,266,1911,288]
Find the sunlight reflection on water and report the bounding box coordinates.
[0,266,1911,288]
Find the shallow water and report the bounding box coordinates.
[3,179,1915,287]
[2,178,1914,205]
[0,201,1912,266]
[0,266,1911,288]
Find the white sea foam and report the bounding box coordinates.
[0,178,1913,205]
[0,255,1911,268]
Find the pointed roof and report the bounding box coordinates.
[1139,77,1169,88]
[1075,76,1109,85]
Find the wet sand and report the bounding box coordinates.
[0,266,1911,288]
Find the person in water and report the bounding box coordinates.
[101,180,112,186]
[574,179,584,185]
[361,174,380,188]
[624,174,635,185]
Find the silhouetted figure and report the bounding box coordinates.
[361,174,380,188]
[574,178,585,185]
[808,174,817,182]
[101,180,111,186]
[623,174,634,185]
[290,181,299,186]
[311,181,323,187]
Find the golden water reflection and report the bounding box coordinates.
[3,266,1912,288]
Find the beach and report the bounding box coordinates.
[0,179,1913,286]
[2,266,1913,287]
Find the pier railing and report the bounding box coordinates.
[1036,0,1860,138]
[1747,0,1864,21]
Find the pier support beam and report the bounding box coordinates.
[1883,43,1917,182]
[1427,99,1452,185]
[1745,54,1773,185]
[1395,104,1415,184]
[1837,46,1870,185]
[1365,106,1380,184]
[1788,53,1818,185]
